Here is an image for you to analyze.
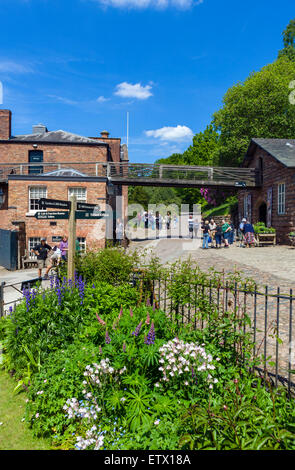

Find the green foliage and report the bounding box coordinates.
[26,343,98,438]
[213,57,295,166]
[278,19,295,62]
[2,251,295,450]
[75,247,139,285]
[254,222,276,234]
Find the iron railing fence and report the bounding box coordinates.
[1,274,294,392]
[133,274,295,393]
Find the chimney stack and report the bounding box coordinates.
[100,130,110,139]
[0,109,11,140]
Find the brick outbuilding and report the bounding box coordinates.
[238,138,295,244]
[0,109,128,266]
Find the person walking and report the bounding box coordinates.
[222,219,231,248]
[188,215,194,239]
[229,220,235,245]
[59,236,68,262]
[243,219,255,247]
[116,218,124,246]
[202,220,210,249]
[33,238,52,279]
[215,223,223,248]
[209,218,217,248]
[193,218,199,239]
[238,218,247,247]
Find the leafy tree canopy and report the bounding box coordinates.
[278,19,295,62]
[213,57,295,166]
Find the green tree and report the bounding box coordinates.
[278,19,295,62]
[182,124,220,166]
[213,57,295,166]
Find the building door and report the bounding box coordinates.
[28,150,43,174]
[0,229,18,270]
[259,202,267,225]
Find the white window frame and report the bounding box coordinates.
[28,237,41,259]
[68,187,87,202]
[28,186,47,213]
[278,183,286,215]
[77,237,86,253]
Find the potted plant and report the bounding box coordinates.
[254,222,276,234]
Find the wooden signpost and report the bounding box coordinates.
[37,197,108,281]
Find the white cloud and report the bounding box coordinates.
[145,125,193,142]
[114,82,153,100]
[92,0,203,9]
[0,61,33,74]
[97,95,110,103]
[48,94,78,106]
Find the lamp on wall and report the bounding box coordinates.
[33,144,38,149]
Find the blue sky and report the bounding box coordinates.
[0,0,294,162]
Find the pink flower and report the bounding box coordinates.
[130,307,133,318]
[96,313,106,326]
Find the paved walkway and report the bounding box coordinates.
[0,266,50,314]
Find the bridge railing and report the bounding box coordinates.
[0,161,259,187]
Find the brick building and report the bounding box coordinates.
[238,138,295,244]
[0,109,128,266]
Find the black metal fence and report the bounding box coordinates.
[135,275,295,394]
[1,274,295,393]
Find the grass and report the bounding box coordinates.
[0,369,50,450]
[203,202,232,219]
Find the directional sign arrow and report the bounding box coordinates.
[38,198,71,210]
[35,211,69,220]
[75,211,109,220]
[76,202,100,211]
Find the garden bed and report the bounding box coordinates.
[0,248,295,450]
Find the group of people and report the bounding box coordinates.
[137,211,177,231]
[200,217,255,249]
[32,235,81,279]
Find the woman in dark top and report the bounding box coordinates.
[202,220,210,249]
[215,224,223,248]
[243,220,255,247]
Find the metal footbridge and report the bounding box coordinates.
[0,161,260,188]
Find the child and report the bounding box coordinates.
[50,244,62,265]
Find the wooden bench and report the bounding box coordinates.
[21,251,38,269]
[256,233,276,247]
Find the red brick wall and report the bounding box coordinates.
[1,179,108,251]
[0,110,11,140]
[0,142,108,171]
[239,147,295,244]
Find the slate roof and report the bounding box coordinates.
[245,138,295,167]
[9,130,106,146]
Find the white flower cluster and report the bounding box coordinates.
[82,359,126,387]
[75,426,104,451]
[158,338,219,389]
[63,398,101,420]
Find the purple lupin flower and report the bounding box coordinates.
[146,298,151,307]
[105,331,111,344]
[129,307,133,318]
[99,346,103,354]
[131,321,143,337]
[144,322,155,345]
[123,342,126,353]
